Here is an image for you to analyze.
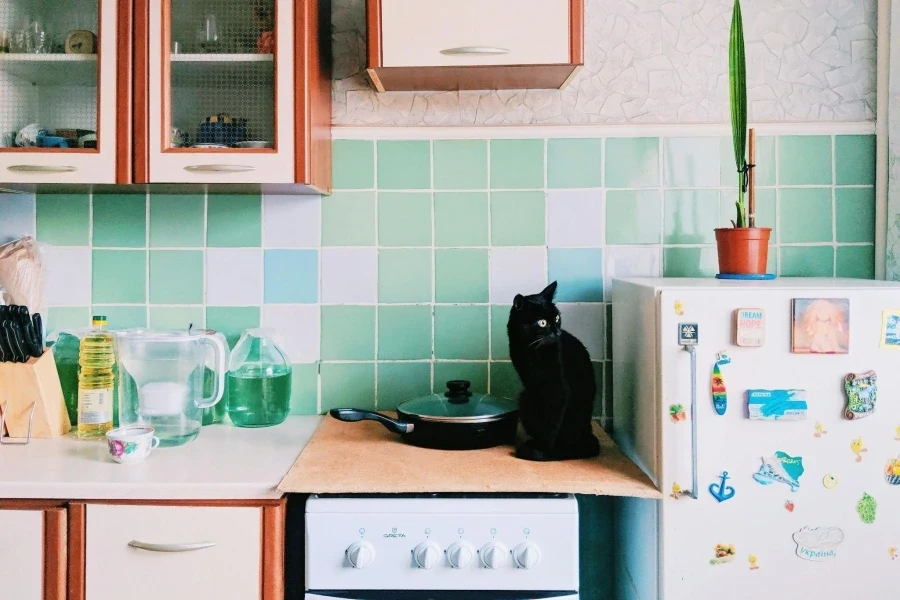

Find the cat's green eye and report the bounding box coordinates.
[537,319,548,327]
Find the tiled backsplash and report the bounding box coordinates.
[0,133,876,423]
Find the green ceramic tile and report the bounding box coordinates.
[377,362,431,410]
[333,140,375,189]
[779,136,832,185]
[719,189,776,236]
[491,191,545,246]
[434,306,489,359]
[434,362,488,394]
[434,140,488,190]
[835,135,876,185]
[547,138,602,189]
[836,245,875,279]
[149,306,205,330]
[378,249,432,303]
[434,192,488,247]
[719,136,775,187]
[663,247,718,277]
[491,305,511,359]
[780,246,834,277]
[36,194,89,245]
[490,362,523,399]
[206,306,260,348]
[835,188,875,243]
[290,363,319,415]
[605,190,662,245]
[96,306,147,329]
[92,194,146,248]
[321,363,375,412]
[92,250,146,303]
[490,139,544,189]
[377,306,432,360]
[321,305,375,360]
[780,188,833,243]
[605,138,659,188]
[377,140,430,189]
[149,250,203,304]
[322,191,376,246]
[47,306,91,334]
[149,194,205,247]
[206,194,262,247]
[378,192,432,246]
[663,138,719,187]
[435,249,488,303]
[663,190,719,244]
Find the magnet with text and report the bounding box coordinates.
[734,308,765,347]
[753,451,804,492]
[711,352,730,415]
[857,492,877,524]
[793,527,843,561]
[748,554,759,570]
[814,422,827,438]
[885,456,900,485]
[678,323,699,346]
[674,301,684,316]
[843,370,877,420]
[747,389,808,421]
[851,437,868,462]
[708,471,736,502]
[823,474,839,489]
[709,544,736,565]
[669,403,686,423]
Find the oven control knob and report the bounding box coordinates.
[480,543,508,569]
[447,541,475,569]
[513,542,541,569]
[413,541,442,569]
[346,541,375,569]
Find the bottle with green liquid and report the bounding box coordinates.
[226,329,291,427]
[76,315,116,439]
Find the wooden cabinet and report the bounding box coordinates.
[366,0,583,92]
[0,507,66,600]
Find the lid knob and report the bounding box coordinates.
[445,380,473,404]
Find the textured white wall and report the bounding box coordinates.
[332,0,877,125]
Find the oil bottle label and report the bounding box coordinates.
[78,388,112,424]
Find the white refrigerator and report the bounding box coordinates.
[611,278,900,600]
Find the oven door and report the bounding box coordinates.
[305,593,580,600]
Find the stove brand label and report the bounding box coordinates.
[383,527,406,538]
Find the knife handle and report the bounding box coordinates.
[2,322,23,363]
[32,313,43,351]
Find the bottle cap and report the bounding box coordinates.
[92,315,107,327]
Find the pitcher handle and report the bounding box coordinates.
[196,334,228,409]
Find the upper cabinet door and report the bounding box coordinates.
[0,0,129,184]
[146,0,295,184]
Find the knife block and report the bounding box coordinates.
[0,351,71,439]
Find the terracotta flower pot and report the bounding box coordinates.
[714,227,771,275]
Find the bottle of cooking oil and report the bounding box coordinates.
[76,315,115,439]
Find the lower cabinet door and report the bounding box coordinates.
[0,510,44,600]
[85,505,261,600]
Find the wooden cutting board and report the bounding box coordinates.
[278,415,660,498]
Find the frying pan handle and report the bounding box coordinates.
[329,409,415,434]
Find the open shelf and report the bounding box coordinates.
[0,54,97,86]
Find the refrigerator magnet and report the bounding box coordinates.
[711,353,730,415]
[814,421,828,437]
[708,471,735,502]
[843,371,877,420]
[880,310,900,349]
[790,298,850,354]
[851,437,868,462]
[793,527,843,561]
[784,500,795,512]
[674,300,684,316]
[678,323,698,346]
[709,544,736,565]
[857,492,877,524]
[753,451,804,492]
[748,554,759,570]
[669,404,686,423]
[891,547,898,560]
[823,473,839,489]
[747,389,808,421]
[734,308,765,347]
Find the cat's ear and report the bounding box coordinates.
[513,294,525,311]
[540,281,558,302]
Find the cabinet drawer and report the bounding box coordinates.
[0,510,43,600]
[85,505,261,600]
[380,0,570,67]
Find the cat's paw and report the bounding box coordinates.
[515,440,553,462]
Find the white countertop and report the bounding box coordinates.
[0,416,322,500]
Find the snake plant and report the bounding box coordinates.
[729,0,748,227]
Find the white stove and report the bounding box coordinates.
[304,494,580,599]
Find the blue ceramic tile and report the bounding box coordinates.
[263,249,318,303]
[0,193,35,244]
[548,248,604,302]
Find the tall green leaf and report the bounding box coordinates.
[729,0,747,227]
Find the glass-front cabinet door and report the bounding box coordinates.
[0,0,124,183]
[148,0,295,183]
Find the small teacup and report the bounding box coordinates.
[105,426,160,464]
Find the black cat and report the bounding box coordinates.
[507,281,600,461]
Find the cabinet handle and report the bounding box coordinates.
[440,46,511,56]
[128,540,216,553]
[7,165,78,173]
[184,164,256,173]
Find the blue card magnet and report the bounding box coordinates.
[747,389,808,420]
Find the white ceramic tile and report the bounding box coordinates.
[558,303,605,359]
[490,247,547,304]
[0,193,35,244]
[263,194,321,248]
[261,304,320,362]
[604,246,662,301]
[46,246,91,306]
[546,190,604,247]
[206,249,263,306]
[321,248,377,303]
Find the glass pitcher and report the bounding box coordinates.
[226,329,292,427]
[117,330,227,446]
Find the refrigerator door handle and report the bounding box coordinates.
[684,345,699,499]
